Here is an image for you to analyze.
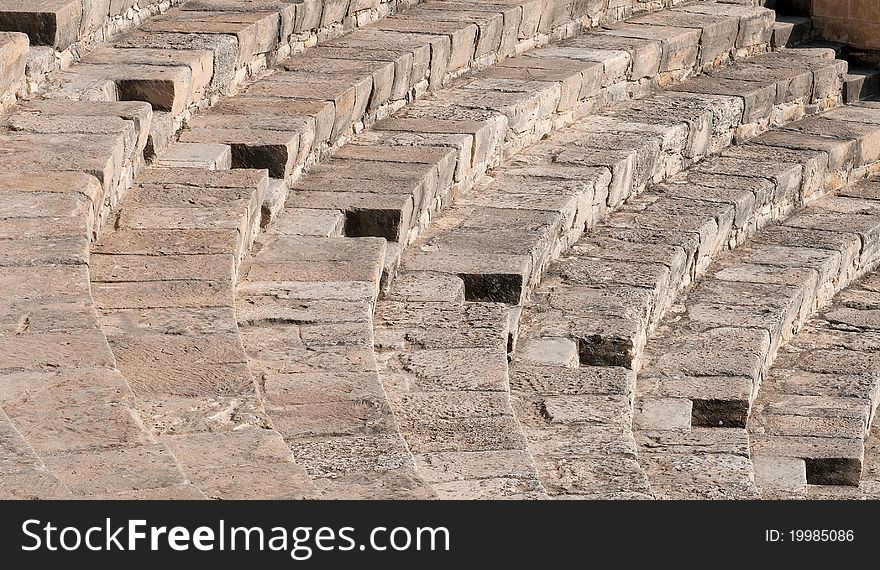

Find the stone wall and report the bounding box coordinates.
[811,0,880,51]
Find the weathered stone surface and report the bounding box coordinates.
[0,0,854,502]
[42,444,190,498]
[534,454,650,497]
[642,449,758,499]
[165,430,319,499]
[154,143,232,170]
[0,0,82,49]
[634,398,691,430]
[0,132,124,194]
[414,450,538,483]
[509,364,633,397]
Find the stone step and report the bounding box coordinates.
[98,168,269,272]
[0,0,180,51]
[64,47,215,115]
[0,0,81,49]
[153,142,233,170]
[0,100,154,234]
[750,213,880,495]
[0,171,201,499]
[400,47,844,309]
[176,1,773,188]
[235,235,435,498]
[19,0,423,87]
[0,1,187,92]
[844,68,880,104]
[771,15,811,49]
[89,167,320,499]
[373,273,547,498]
[0,32,27,109]
[508,95,880,499]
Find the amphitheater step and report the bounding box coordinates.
[0,0,82,49]
[374,273,546,498]
[137,10,281,61]
[771,15,811,49]
[96,168,267,271]
[0,169,204,498]
[399,46,845,308]
[175,1,774,189]
[153,142,233,170]
[844,68,880,104]
[0,100,154,228]
[750,213,880,496]
[236,234,434,498]
[18,99,155,155]
[89,167,319,499]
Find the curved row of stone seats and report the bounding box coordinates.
[30,1,418,220]
[625,106,880,499]
[0,170,200,499]
[0,77,313,496]
[278,1,776,251]
[173,1,774,208]
[40,0,667,211]
[0,32,27,109]
[64,1,743,500]
[402,47,844,309]
[0,1,420,92]
[510,100,880,498]
[749,205,880,496]
[42,1,422,152]
[636,177,880,498]
[87,168,323,499]
[233,2,777,497]
[486,49,851,499]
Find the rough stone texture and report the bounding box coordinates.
[86,167,319,498]
[811,0,880,52]
[750,267,880,495]
[13,0,880,502]
[0,32,27,108]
